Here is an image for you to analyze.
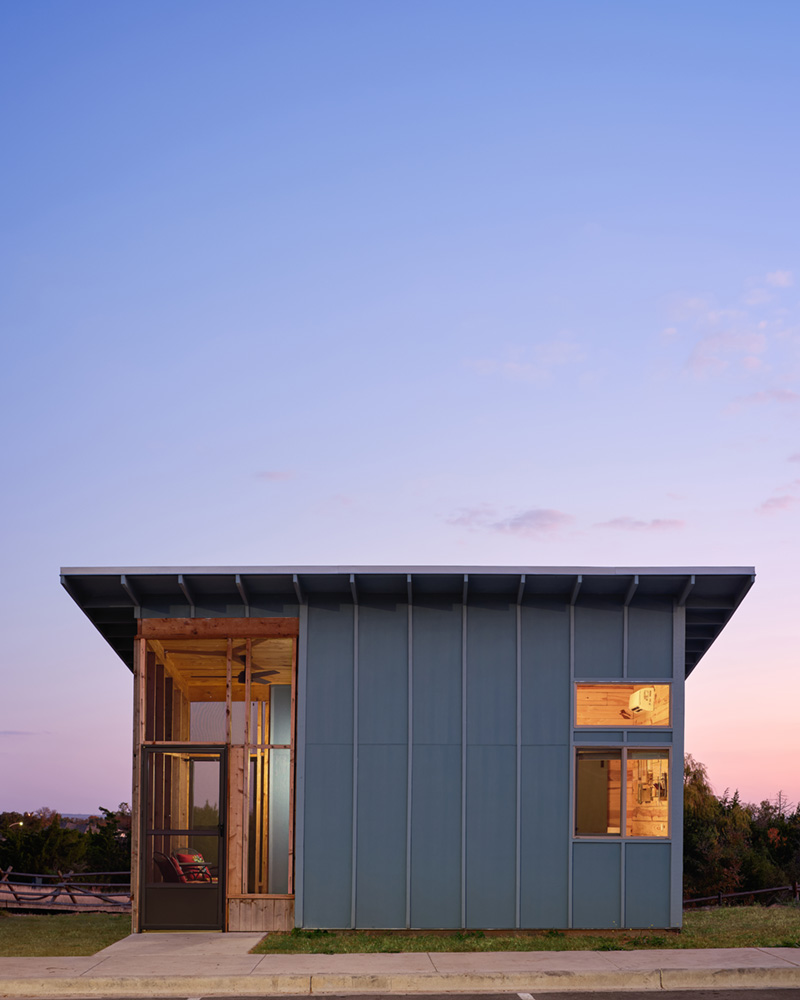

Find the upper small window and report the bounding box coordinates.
[576,683,670,727]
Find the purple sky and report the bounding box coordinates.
[1,0,798,813]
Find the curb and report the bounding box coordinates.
[3,965,800,997]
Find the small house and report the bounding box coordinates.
[61,565,753,933]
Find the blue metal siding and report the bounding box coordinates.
[520,604,570,745]
[412,601,462,745]
[302,743,353,928]
[574,605,624,678]
[572,843,622,928]
[633,731,673,744]
[299,593,680,930]
[465,745,516,927]
[519,745,570,927]
[626,843,671,927]
[305,600,354,744]
[358,601,408,745]
[467,602,516,745]
[410,744,462,928]
[356,744,407,927]
[628,605,673,678]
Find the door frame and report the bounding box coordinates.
[140,744,227,930]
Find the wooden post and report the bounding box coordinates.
[226,639,232,745]
[58,871,78,906]
[255,700,263,892]
[243,639,252,893]
[130,635,147,933]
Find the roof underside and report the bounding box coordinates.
[60,565,754,678]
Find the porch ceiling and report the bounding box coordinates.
[60,565,754,678]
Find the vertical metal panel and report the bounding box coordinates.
[410,744,462,928]
[356,745,407,927]
[574,605,624,678]
[626,843,671,927]
[465,745,516,928]
[467,602,516,744]
[302,743,353,928]
[572,843,622,928]
[670,605,685,928]
[412,600,462,744]
[520,604,570,745]
[515,603,522,929]
[294,602,308,927]
[567,605,575,927]
[270,685,292,744]
[628,606,673,678]
[410,598,463,929]
[519,745,570,928]
[350,604,358,928]
[405,593,413,929]
[623,606,629,676]
[461,599,467,928]
[358,601,408,744]
[305,600,354,744]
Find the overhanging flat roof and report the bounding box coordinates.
[60,565,754,678]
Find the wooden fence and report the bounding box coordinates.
[0,867,131,913]
[684,882,800,908]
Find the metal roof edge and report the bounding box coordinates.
[60,564,757,577]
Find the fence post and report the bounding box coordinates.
[57,870,79,906]
[793,881,799,902]
[717,891,723,907]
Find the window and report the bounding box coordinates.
[575,748,669,838]
[575,683,670,727]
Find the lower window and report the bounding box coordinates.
[575,748,669,837]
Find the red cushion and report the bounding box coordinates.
[173,852,212,882]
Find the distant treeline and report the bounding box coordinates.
[0,805,131,883]
[3,768,798,899]
[684,755,800,898]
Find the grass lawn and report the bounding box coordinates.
[0,911,130,957]
[1,904,798,957]
[252,904,800,954]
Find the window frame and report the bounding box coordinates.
[574,681,672,729]
[574,746,671,840]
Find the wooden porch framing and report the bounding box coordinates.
[130,618,298,932]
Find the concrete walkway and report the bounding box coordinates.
[2,933,800,996]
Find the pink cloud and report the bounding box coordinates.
[493,508,574,536]
[730,388,800,410]
[789,453,800,463]
[595,517,685,531]
[446,505,574,536]
[766,270,794,288]
[255,470,296,481]
[465,336,585,383]
[686,330,767,376]
[758,496,799,513]
[445,504,498,529]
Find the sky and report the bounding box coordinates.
[1,0,798,814]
